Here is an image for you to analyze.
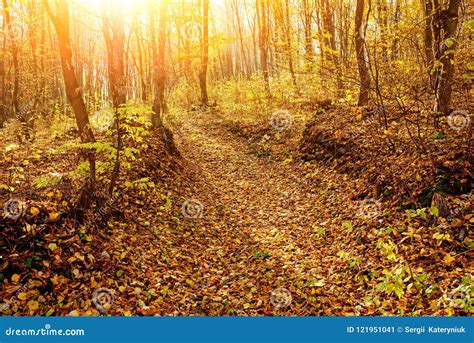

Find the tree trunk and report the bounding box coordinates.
[44,0,96,188]
[101,2,126,195]
[284,0,297,87]
[150,0,168,127]
[199,0,209,105]
[2,0,19,121]
[432,0,461,116]
[102,3,126,109]
[422,0,435,87]
[302,0,314,67]
[232,0,249,77]
[355,0,370,105]
[257,0,270,96]
[322,0,343,95]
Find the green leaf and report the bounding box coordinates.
[444,38,455,48]
[419,208,427,220]
[253,251,270,259]
[429,132,446,140]
[430,206,439,217]
[468,19,474,31]
[342,221,353,231]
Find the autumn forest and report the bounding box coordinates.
[0,0,472,316]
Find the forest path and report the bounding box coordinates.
[168,112,361,315]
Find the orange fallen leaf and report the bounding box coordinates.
[27,300,39,311]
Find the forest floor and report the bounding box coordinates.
[1,107,471,316]
[165,111,358,315]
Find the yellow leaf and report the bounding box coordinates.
[443,254,455,265]
[49,212,60,220]
[68,310,79,316]
[119,286,126,292]
[17,292,27,300]
[383,129,390,135]
[186,279,194,287]
[243,303,251,309]
[67,257,76,263]
[11,274,20,282]
[25,223,33,233]
[27,300,39,311]
[30,207,40,216]
[48,243,58,251]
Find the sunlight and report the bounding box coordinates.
[73,0,145,13]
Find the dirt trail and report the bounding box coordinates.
[165,113,361,315]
